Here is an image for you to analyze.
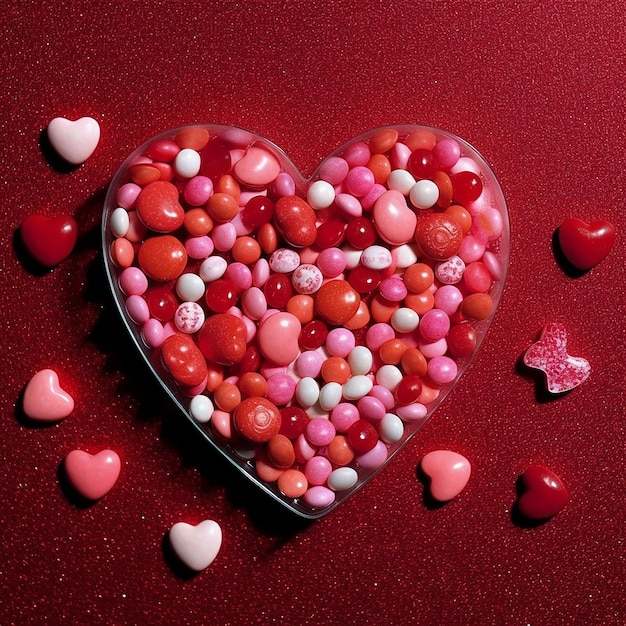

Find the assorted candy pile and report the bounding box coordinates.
[103,124,508,516]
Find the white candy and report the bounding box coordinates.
[176,273,206,302]
[199,256,228,282]
[110,207,130,238]
[386,169,416,195]
[361,244,392,270]
[296,377,320,408]
[174,148,201,178]
[375,364,403,391]
[393,243,418,268]
[342,375,373,401]
[390,307,420,333]
[341,244,363,269]
[307,179,335,210]
[269,248,300,273]
[327,467,359,491]
[347,346,373,375]
[379,413,404,443]
[292,263,323,294]
[189,394,214,423]
[319,382,343,412]
[450,157,480,176]
[409,179,439,209]
[174,302,205,334]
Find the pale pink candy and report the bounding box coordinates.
[169,520,222,571]
[523,323,591,393]
[355,440,388,469]
[233,145,280,188]
[420,450,471,501]
[23,369,74,422]
[372,190,417,245]
[64,449,121,500]
[47,116,100,164]
[435,255,466,284]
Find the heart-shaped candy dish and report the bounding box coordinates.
[102,124,509,519]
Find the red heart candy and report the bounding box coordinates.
[517,465,568,520]
[20,214,78,267]
[64,449,121,500]
[557,217,615,270]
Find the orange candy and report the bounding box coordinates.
[207,192,239,222]
[326,435,355,466]
[184,208,213,236]
[367,153,392,184]
[232,236,261,264]
[343,300,371,330]
[258,222,278,254]
[401,347,428,377]
[277,468,308,498]
[405,290,434,316]
[461,293,493,320]
[267,434,296,469]
[379,338,408,365]
[175,126,210,151]
[138,235,187,281]
[403,263,434,293]
[405,129,437,151]
[445,204,472,234]
[369,128,399,154]
[214,174,241,203]
[370,294,399,323]
[238,372,268,398]
[433,170,453,208]
[287,294,315,323]
[233,396,282,443]
[321,356,351,384]
[213,381,241,412]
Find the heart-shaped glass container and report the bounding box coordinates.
[102,124,509,519]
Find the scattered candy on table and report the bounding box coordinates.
[22,368,75,422]
[63,449,121,500]
[20,214,78,267]
[523,323,591,394]
[557,217,615,271]
[419,450,471,502]
[46,116,101,165]
[516,465,569,520]
[103,124,509,516]
[168,520,222,571]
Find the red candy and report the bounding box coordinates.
[557,217,615,270]
[233,397,282,442]
[414,212,463,261]
[20,213,78,267]
[517,465,569,520]
[138,235,187,281]
[274,196,317,247]
[136,181,185,232]
[315,280,360,325]
[161,333,208,388]
[198,313,247,365]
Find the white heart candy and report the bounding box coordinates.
[47,116,100,164]
[169,520,222,571]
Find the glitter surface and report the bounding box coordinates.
[1,2,625,624]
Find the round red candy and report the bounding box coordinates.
[315,280,361,325]
[347,419,378,453]
[233,397,282,442]
[138,235,188,281]
[414,213,463,261]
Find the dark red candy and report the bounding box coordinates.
[315,220,346,249]
[347,419,379,453]
[451,171,483,204]
[517,465,569,520]
[557,218,615,270]
[346,217,377,249]
[20,214,78,267]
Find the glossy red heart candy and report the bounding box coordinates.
[20,214,78,267]
[517,464,568,520]
[557,218,615,270]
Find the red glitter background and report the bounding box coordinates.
[1,2,624,624]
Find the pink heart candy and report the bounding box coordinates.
[64,449,121,500]
[523,323,591,393]
[22,368,74,422]
[47,116,100,165]
[420,450,471,501]
[169,520,222,571]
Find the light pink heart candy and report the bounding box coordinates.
[47,116,100,164]
[23,368,74,422]
[64,449,121,500]
[420,450,471,502]
[169,520,222,571]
